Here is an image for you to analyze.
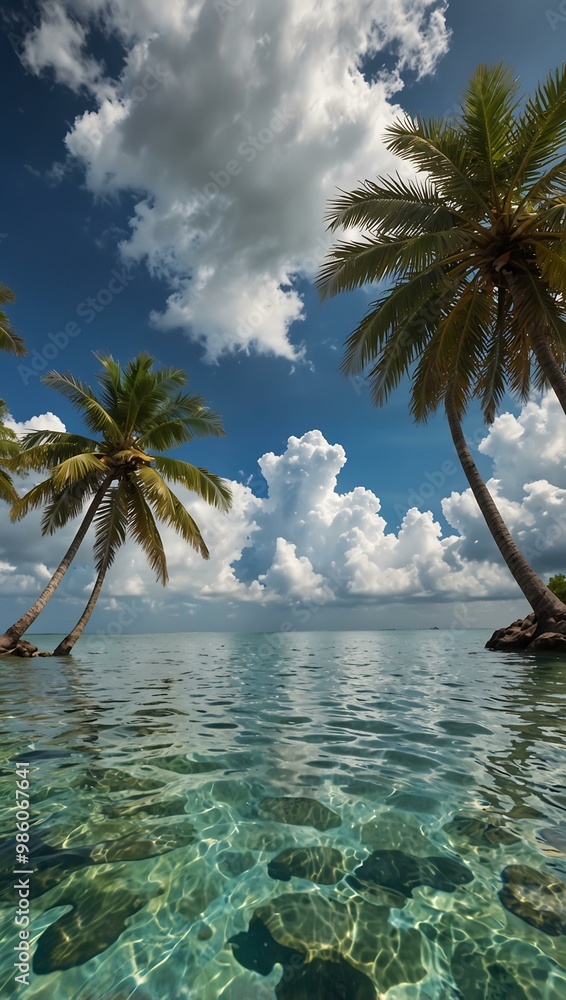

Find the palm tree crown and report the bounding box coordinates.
[319,63,566,423]
[13,352,232,584]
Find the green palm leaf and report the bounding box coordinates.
[93,482,128,573]
[0,284,26,357]
[124,478,169,585]
[42,371,122,439]
[50,453,108,490]
[152,456,232,509]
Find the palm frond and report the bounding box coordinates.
[508,269,566,346]
[40,474,103,535]
[324,175,459,234]
[41,371,122,439]
[135,466,210,559]
[341,268,452,374]
[50,452,108,490]
[10,477,55,523]
[93,481,128,573]
[318,229,470,302]
[136,394,225,449]
[459,63,520,201]
[124,478,169,585]
[152,456,232,510]
[509,65,566,196]
[0,284,26,357]
[14,432,100,473]
[533,241,566,295]
[384,116,493,218]
[0,469,18,505]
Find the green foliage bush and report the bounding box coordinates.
[548,574,566,604]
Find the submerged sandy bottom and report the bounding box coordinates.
[0,630,565,998]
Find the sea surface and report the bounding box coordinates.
[0,630,565,999]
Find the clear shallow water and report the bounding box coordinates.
[0,629,564,999]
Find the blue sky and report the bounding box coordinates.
[0,0,565,633]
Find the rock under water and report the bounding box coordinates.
[230,892,425,993]
[499,864,566,936]
[349,849,473,898]
[275,956,377,999]
[229,916,377,998]
[258,796,341,831]
[268,846,344,884]
[0,823,195,900]
[33,874,154,973]
[443,814,520,847]
[228,915,304,976]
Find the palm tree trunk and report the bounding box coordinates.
[53,561,108,656]
[0,474,113,652]
[445,393,564,621]
[528,326,566,415]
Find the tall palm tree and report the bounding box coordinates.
[0,400,19,505]
[318,63,566,622]
[0,283,26,356]
[0,353,232,655]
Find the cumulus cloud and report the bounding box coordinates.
[21,4,110,97]
[5,411,66,435]
[19,0,450,361]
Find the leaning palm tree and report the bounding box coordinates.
[0,353,232,655]
[0,400,19,505]
[0,283,26,356]
[318,63,566,623]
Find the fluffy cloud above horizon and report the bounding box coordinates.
[17,0,450,362]
[1,394,564,633]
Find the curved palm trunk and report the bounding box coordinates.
[0,475,113,653]
[445,394,564,620]
[53,562,108,656]
[529,326,566,416]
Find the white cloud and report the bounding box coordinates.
[20,0,450,361]
[5,411,66,435]
[259,538,333,602]
[21,5,109,98]
[443,395,566,571]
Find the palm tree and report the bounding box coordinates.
[0,353,232,655]
[0,283,26,356]
[0,400,19,505]
[318,63,566,623]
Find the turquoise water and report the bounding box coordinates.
[0,629,565,999]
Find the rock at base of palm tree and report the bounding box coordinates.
[0,639,52,658]
[486,613,566,653]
